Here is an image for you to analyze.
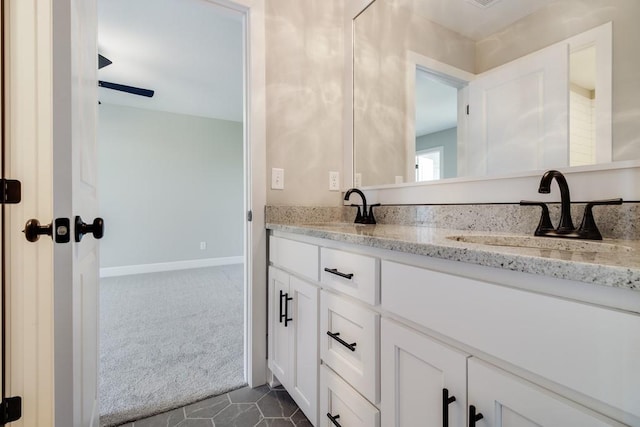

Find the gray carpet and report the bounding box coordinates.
[99,265,246,427]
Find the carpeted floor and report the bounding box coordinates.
[99,265,246,427]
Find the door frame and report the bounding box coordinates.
[5,0,266,423]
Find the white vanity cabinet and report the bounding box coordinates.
[268,230,640,426]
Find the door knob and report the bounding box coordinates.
[75,216,104,242]
[23,219,52,242]
[23,218,71,243]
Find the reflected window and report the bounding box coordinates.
[416,147,443,181]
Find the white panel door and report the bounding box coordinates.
[466,43,569,176]
[69,0,100,425]
[381,318,468,427]
[289,276,319,425]
[268,267,290,385]
[468,359,621,427]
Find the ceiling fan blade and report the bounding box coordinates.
[98,54,112,69]
[99,80,155,98]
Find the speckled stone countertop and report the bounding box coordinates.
[267,222,640,291]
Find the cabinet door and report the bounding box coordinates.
[468,359,622,427]
[268,267,290,385]
[381,318,468,427]
[290,276,319,425]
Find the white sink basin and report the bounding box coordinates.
[447,234,634,253]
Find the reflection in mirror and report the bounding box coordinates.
[354,0,639,188]
[414,69,458,181]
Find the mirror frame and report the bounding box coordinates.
[344,0,640,204]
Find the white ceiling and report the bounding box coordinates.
[98,0,244,121]
[400,0,560,41]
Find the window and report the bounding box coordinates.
[415,147,443,182]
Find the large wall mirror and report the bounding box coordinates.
[353,0,640,188]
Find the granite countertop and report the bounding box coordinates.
[267,222,640,291]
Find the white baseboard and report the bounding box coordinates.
[100,256,244,278]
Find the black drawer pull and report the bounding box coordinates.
[284,292,293,327]
[324,268,354,280]
[278,290,285,323]
[443,388,456,427]
[279,290,293,326]
[469,405,483,427]
[327,331,357,351]
[327,413,342,427]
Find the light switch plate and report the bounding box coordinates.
[271,168,284,190]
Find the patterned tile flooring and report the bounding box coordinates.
[115,384,312,427]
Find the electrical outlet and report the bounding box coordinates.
[355,173,362,187]
[329,171,340,191]
[395,176,404,184]
[200,241,206,250]
[271,168,284,190]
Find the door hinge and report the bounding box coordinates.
[0,396,22,424]
[247,210,253,222]
[0,179,21,204]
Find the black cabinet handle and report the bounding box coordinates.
[324,268,354,280]
[283,292,293,327]
[327,331,357,351]
[443,388,456,427]
[469,405,483,427]
[327,413,342,427]
[279,290,292,326]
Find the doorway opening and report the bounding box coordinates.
[96,0,247,424]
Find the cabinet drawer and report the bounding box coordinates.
[270,236,319,281]
[382,260,640,421]
[320,291,379,404]
[320,365,380,427]
[321,247,379,305]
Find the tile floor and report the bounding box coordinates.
[115,384,312,427]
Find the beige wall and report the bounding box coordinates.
[266,0,345,206]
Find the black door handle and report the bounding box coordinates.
[283,292,293,327]
[23,219,52,242]
[469,405,483,427]
[23,218,71,243]
[443,388,456,427]
[279,290,284,323]
[75,216,104,242]
[326,413,342,427]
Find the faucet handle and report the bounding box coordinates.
[350,204,364,223]
[366,204,381,225]
[578,198,623,240]
[520,200,554,235]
